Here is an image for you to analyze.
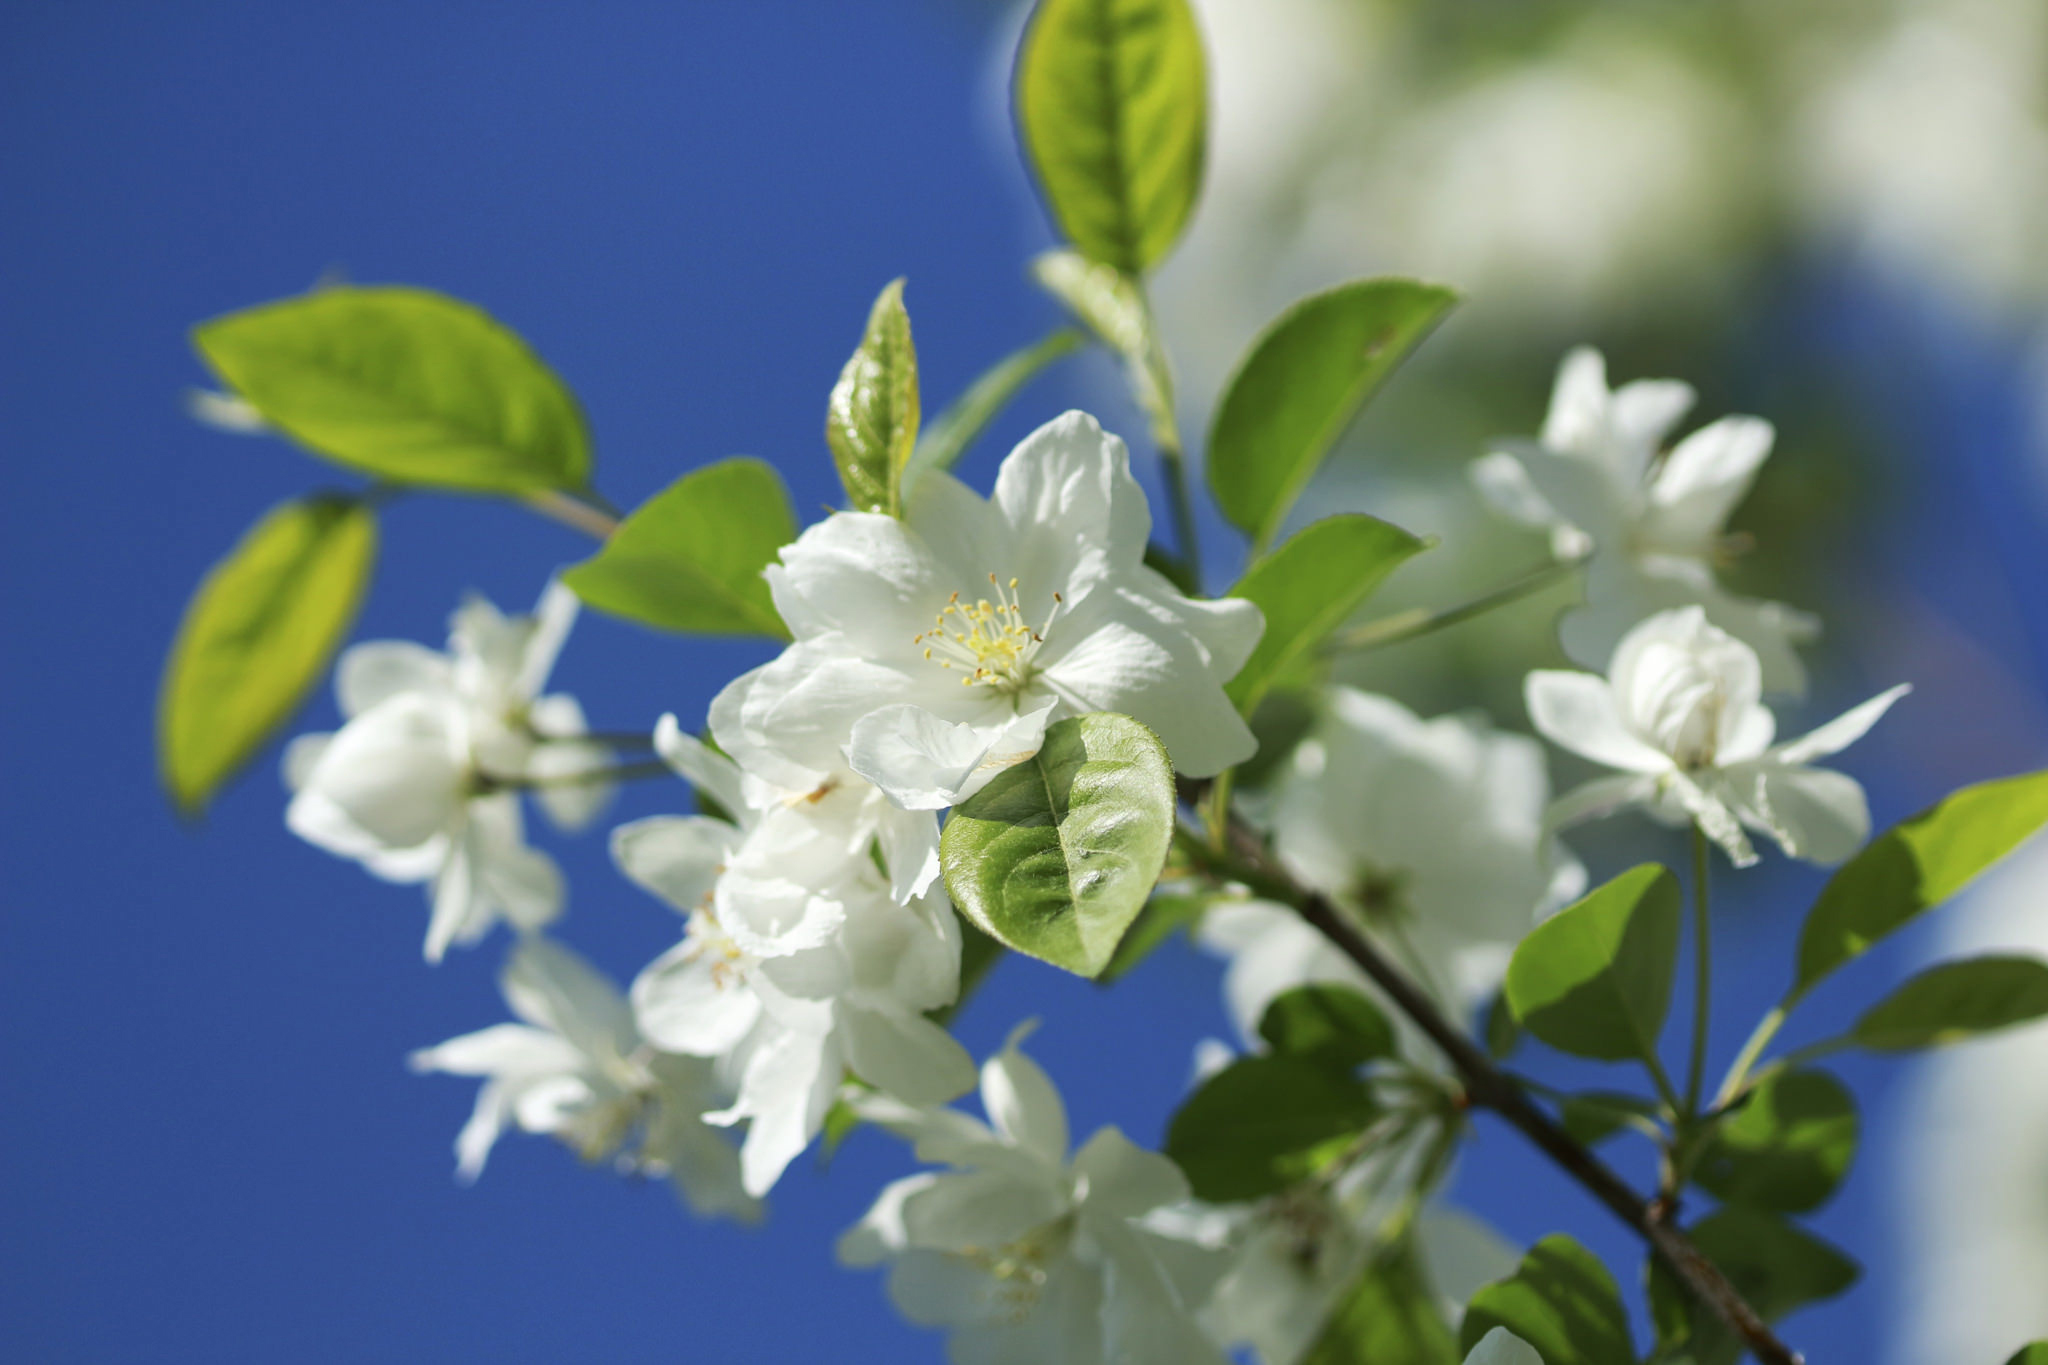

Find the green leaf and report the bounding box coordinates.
[1558,1092,1662,1148]
[158,495,377,814]
[193,286,590,494]
[1098,889,1208,982]
[1647,1208,1857,1365]
[1459,1234,1635,1365]
[1030,249,1177,449]
[1225,515,1428,714]
[826,279,920,516]
[1207,279,1457,550]
[1504,865,1681,1065]
[904,327,1083,498]
[561,458,794,639]
[1794,769,2048,996]
[1694,1069,1857,1214]
[1014,0,1206,276]
[939,712,1175,978]
[1304,1245,1459,1365]
[1851,954,2048,1052]
[1258,984,1397,1070]
[1164,1054,1379,1202]
[2004,1345,2048,1365]
[1484,989,1524,1061]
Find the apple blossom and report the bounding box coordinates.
[1473,347,1819,694]
[711,410,1263,812]
[409,935,756,1221]
[1527,606,1909,867]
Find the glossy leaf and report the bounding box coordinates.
[1694,1069,1857,1214]
[193,286,590,493]
[562,458,794,639]
[1208,279,1457,550]
[1304,1245,1459,1365]
[1794,769,2048,996]
[1031,249,1176,447]
[939,712,1174,978]
[1225,515,1428,714]
[1852,955,2048,1052]
[1014,0,1205,275]
[1648,1208,1857,1365]
[158,496,377,814]
[826,279,920,516]
[1164,1054,1378,1202]
[1258,984,1397,1070]
[904,327,1083,498]
[1459,1234,1635,1365]
[1504,865,1680,1064]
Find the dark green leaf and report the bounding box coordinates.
[158,496,377,814]
[1647,1208,1857,1365]
[1795,770,2048,996]
[1504,865,1681,1065]
[2004,1345,2048,1365]
[193,286,590,494]
[826,279,920,516]
[905,327,1083,497]
[1207,279,1457,550]
[1852,954,2048,1051]
[1258,984,1397,1070]
[1694,1069,1857,1214]
[940,712,1175,978]
[561,458,794,639]
[1014,0,1206,275]
[1459,1234,1635,1365]
[1098,890,1208,982]
[1225,515,1428,715]
[1165,1054,1379,1202]
[1558,1092,1661,1148]
[1484,989,1524,1061]
[1030,249,1176,448]
[1304,1244,1459,1365]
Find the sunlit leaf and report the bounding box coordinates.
[1165,1054,1379,1202]
[1851,955,2048,1051]
[826,279,920,516]
[1694,1069,1857,1214]
[1504,865,1680,1065]
[1459,1234,1635,1365]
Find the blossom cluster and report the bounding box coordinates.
[281,351,1901,1361]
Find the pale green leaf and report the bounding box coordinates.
[193,286,590,494]
[561,458,794,639]
[1504,865,1680,1065]
[826,279,920,516]
[158,496,377,814]
[1164,1054,1379,1202]
[904,327,1083,498]
[1852,955,2048,1051]
[1694,1069,1857,1214]
[1459,1235,1635,1365]
[939,712,1174,977]
[1225,514,1428,715]
[1795,769,2048,995]
[1207,279,1457,550]
[1014,0,1206,275]
[1257,984,1397,1070]
[1030,249,1176,449]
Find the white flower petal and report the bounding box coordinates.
[501,935,632,1059]
[988,410,1147,602]
[512,580,580,702]
[408,1023,581,1079]
[846,702,1052,810]
[653,713,750,822]
[1471,449,1561,529]
[979,1021,1070,1165]
[1524,670,1668,773]
[630,935,763,1056]
[1070,1126,1187,1217]
[1543,773,1661,837]
[293,693,469,851]
[1738,762,1873,866]
[611,814,740,916]
[1772,683,1910,766]
[527,737,615,832]
[899,1168,1068,1253]
[1644,415,1774,554]
[766,510,948,652]
[335,641,455,718]
[727,1024,843,1196]
[839,1172,941,1267]
[837,1003,976,1106]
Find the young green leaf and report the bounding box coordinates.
[1224,515,1428,715]
[193,286,590,494]
[939,712,1174,978]
[1850,954,2048,1052]
[1257,984,1397,1071]
[1030,249,1176,449]
[1207,279,1457,550]
[1647,1208,1857,1365]
[1504,865,1681,1065]
[1303,1244,1460,1365]
[158,495,377,814]
[1459,1234,1636,1365]
[561,457,794,639]
[826,279,920,516]
[1694,1069,1858,1214]
[1794,769,2048,996]
[904,327,1083,498]
[1014,0,1206,276]
[1164,1054,1379,1202]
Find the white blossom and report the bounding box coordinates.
[285,582,611,961]
[409,935,756,1222]
[841,1024,1230,1365]
[1528,606,1908,868]
[711,411,1263,813]
[614,718,973,1196]
[1474,347,1819,694]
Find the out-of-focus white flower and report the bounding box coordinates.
[1528,606,1908,868]
[1466,1328,1542,1365]
[285,583,611,961]
[1475,347,1820,695]
[841,1024,1230,1365]
[614,721,973,1197]
[409,935,756,1221]
[711,411,1262,812]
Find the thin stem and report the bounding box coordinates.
[1202,768,1235,854]
[477,758,672,792]
[1328,554,1584,654]
[1175,795,1804,1365]
[1713,1004,1791,1113]
[1685,824,1712,1120]
[581,729,659,748]
[524,488,620,540]
[1156,426,1203,587]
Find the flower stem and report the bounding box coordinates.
[1685,823,1712,1120]
[1713,1004,1790,1113]
[1327,554,1584,654]
[524,488,621,540]
[477,758,672,792]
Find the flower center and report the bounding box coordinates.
[916,574,1061,694]
[963,1214,1076,1323]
